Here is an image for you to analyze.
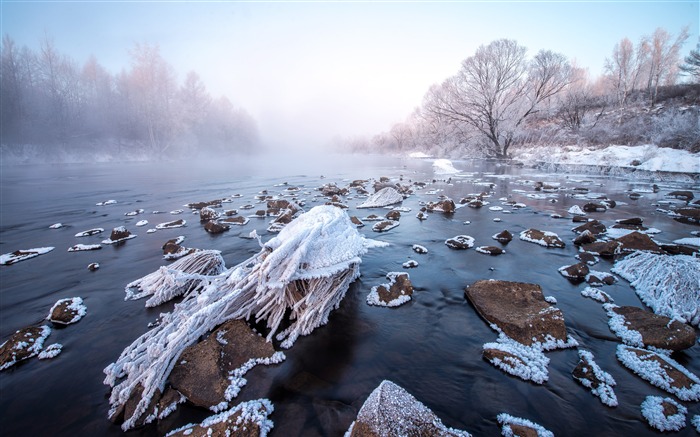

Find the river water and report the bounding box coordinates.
[1,153,698,436]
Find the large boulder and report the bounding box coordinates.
[169,320,279,408]
[346,380,469,437]
[464,280,568,346]
[615,231,663,254]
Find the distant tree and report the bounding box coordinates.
[425,39,571,158]
[557,65,602,131]
[604,37,649,106]
[645,27,689,105]
[680,41,700,83]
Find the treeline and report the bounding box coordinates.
[344,27,699,158]
[0,35,259,161]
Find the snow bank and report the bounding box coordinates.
[641,396,687,432]
[518,144,700,174]
[674,237,700,247]
[433,158,460,174]
[611,252,700,326]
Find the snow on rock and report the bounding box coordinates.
[483,332,550,384]
[0,247,54,265]
[693,415,700,432]
[432,158,460,175]
[640,396,687,432]
[476,246,505,255]
[38,343,63,360]
[492,230,513,244]
[611,251,700,326]
[345,380,470,437]
[445,235,475,250]
[402,259,419,268]
[101,226,136,244]
[568,205,586,216]
[96,199,117,206]
[166,399,275,437]
[616,344,700,401]
[519,229,565,248]
[581,287,613,303]
[372,220,399,232]
[104,206,382,430]
[49,223,63,229]
[0,325,51,370]
[155,219,186,230]
[572,350,618,407]
[412,244,428,254]
[367,272,413,307]
[408,151,431,158]
[68,244,101,252]
[357,187,403,209]
[497,413,553,437]
[673,237,700,247]
[603,303,696,351]
[135,220,148,227]
[47,297,87,325]
[125,250,226,307]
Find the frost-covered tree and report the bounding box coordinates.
[425,39,571,158]
[604,37,649,106]
[680,41,700,83]
[645,27,689,105]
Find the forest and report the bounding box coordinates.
[0,36,259,162]
[343,27,700,159]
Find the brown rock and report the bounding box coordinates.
[573,230,596,246]
[583,203,607,213]
[187,200,223,210]
[109,227,131,241]
[660,244,699,256]
[493,230,513,244]
[572,215,589,223]
[618,346,700,399]
[520,229,566,248]
[673,208,700,225]
[476,246,505,256]
[616,217,643,226]
[572,220,607,235]
[220,216,248,225]
[0,326,50,371]
[169,320,277,408]
[374,273,413,305]
[445,235,474,250]
[576,252,599,265]
[581,240,621,258]
[611,306,696,351]
[464,280,568,346]
[385,210,401,221]
[426,199,456,213]
[199,207,219,223]
[166,399,273,437]
[350,216,364,227]
[668,191,694,201]
[559,263,589,283]
[615,231,663,254]
[204,221,230,234]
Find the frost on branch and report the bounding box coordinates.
[611,251,700,326]
[104,206,382,430]
[125,250,226,307]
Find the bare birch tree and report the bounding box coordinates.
[645,27,689,105]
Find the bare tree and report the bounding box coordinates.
[604,37,649,106]
[425,39,571,158]
[645,27,689,105]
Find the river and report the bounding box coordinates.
[1,153,698,436]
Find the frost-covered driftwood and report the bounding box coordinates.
[125,250,226,307]
[611,251,700,326]
[104,205,385,430]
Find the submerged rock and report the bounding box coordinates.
[673,208,700,225]
[169,320,282,409]
[346,380,470,437]
[0,325,52,371]
[572,220,606,235]
[465,280,568,346]
[573,230,596,246]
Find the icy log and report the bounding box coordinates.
[104,205,384,430]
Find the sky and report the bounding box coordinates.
[1,0,698,150]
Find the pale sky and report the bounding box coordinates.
[1,1,698,150]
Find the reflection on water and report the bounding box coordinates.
[1,154,698,436]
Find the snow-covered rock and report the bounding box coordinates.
[497,413,553,437]
[357,187,403,209]
[641,396,687,432]
[0,247,55,265]
[166,399,275,437]
[432,158,460,174]
[572,350,618,407]
[0,325,51,370]
[367,272,413,307]
[47,297,87,325]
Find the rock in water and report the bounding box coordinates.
[346,380,470,437]
[47,297,87,325]
[0,326,52,371]
[519,229,565,248]
[497,414,553,437]
[465,280,568,346]
[169,320,281,408]
[605,305,696,351]
[572,350,618,407]
[366,272,414,307]
[357,187,403,208]
[166,399,275,437]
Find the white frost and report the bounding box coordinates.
[611,251,700,326]
[641,396,687,432]
[68,244,101,252]
[47,297,87,325]
[574,350,618,407]
[38,343,63,360]
[673,237,700,247]
[0,247,55,265]
[432,158,460,174]
[568,205,586,216]
[357,187,404,208]
[581,287,613,303]
[166,399,275,437]
[497,413,553,437]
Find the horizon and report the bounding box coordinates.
[2,0,698,150]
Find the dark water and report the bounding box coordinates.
[1,154,698,436]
